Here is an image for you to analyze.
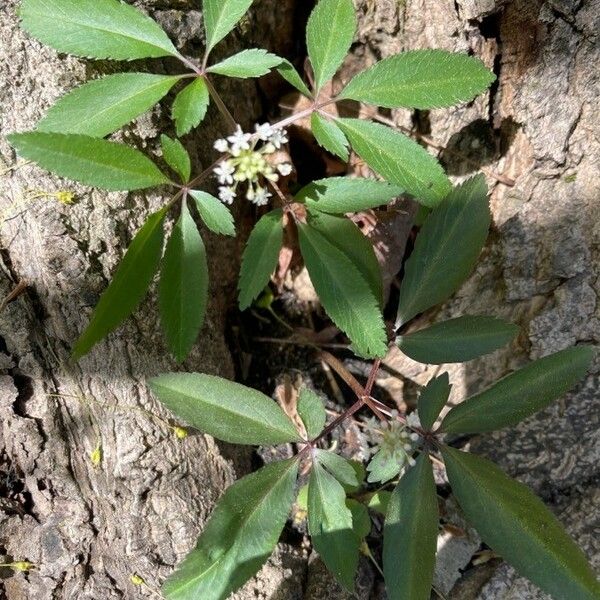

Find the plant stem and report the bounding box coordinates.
[203,76,237,132]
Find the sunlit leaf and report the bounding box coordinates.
[161,135,191,183]
[297,388,326,439]
[207,49,282,78]
[417,373,451,431]
[315,450,360,488]
[189,190,235,236]
[203,0,254,54]
[172,78,210,137]
[277,59,312,97]
[311,113,349,161]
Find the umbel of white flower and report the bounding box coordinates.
[213,123,293,206]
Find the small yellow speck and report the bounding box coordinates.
[11,561,35,572]
[130,574,145,586]
[173,426,188,440]
[90,444,102,467]
[54,191,76,204]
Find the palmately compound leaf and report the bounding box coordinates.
[73,208,167,359]
[37,73,182,138]
[337,118,451,207]
[308,461,359,591]
[311,113,350,161]
[314,450,360,488]
[418,373,451,431]
[203,0,254,55]
[207,49,283,78]
[306,0,356,91]
[238,209,284,310]
[297,388,326,439]
[306,209,384,306]
[163,458,298,600]
[396,175,490,328]
[159,203,207,363]
[20,0,178,60]
[398,315,519,364]
[441,345,594,434]
[297,221,387,358]
[149,372,301,445]
[172,78,210,137]
[442,447,600,600]
[189,190,235,236]
[339,49,495,109]
[277,60,312,98]
[367,448,403,484]
[8,132,170,191]
[161,135,191,183]
[384,454,438,600]
[297,176,403,214]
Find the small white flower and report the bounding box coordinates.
[277,163,293,176]
[214,138,229,153]
[269,129,288,149]
[227,126,252,156]
[406,412,421,429]
[214,161,235,185]
[254,122,275,141]
[253,187,272,206]
[407,456,417,467]
[218,186,236,204]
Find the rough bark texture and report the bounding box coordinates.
[1,0,599,599]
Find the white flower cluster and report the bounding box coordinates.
[213,123,292,206]
[365,411,420,468]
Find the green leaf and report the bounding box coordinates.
[383,454,438,600]
[315,450,360,488]
[337,118,451,207]
[163,458,298,600]
[306,209,383,306]
[442,447,600,600]
[277,60,312,97]
[8,132,170,191]
[441,346,593,434]
[161,135,191,183]
[366,491,392,516]
[148,372,301,445]
[398,316,519,364]
[189,190,235,236]
[238,209,284,310]
[308,461,359,590]
[172,78,210,137]
[20,0,178,60]
[297,221,387,358]
[367,448,404,484]
[37,73,181,138]
[306,0,356,91]
[339,49,495,109]
[73,208,167,358]
[207,49,282,78]
[203,0,254,55]
[311,113,349,161]
[396,175,490,327]
[159,203,207,362]
[347,499,371,540]
[297,176,403,214]
[418,373,451,431]
[297,388,326,439]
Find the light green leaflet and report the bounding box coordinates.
[383,454,438,600]
[73,208,167,359]
[396,175,490,327]
[8,132,170,191]
[314,450,360,488]
[277,60,312,98]
[207,49,282,78]
[306,0,356,91]
[161,135,191,183]
[297,221,387,358]
[311,113,350,161]
[189,190,235,237]
[308,462,359,591]
[172,78,210,137]
[148,372,301,445]
[297,176,403,214]
[398,315,519,364]
[441,346,593,434]
[337,118,451,207]
[159,203,208,362]
[37,74,181,138]
[163,459,298,600]
[203,0,254,55]
[297,388,326,439]
[238,209,284,310]
[339,49,495,109]
[417,373,451,431]
[442,447,600,600]
[20,0,178,60]
[367,448,403,484]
